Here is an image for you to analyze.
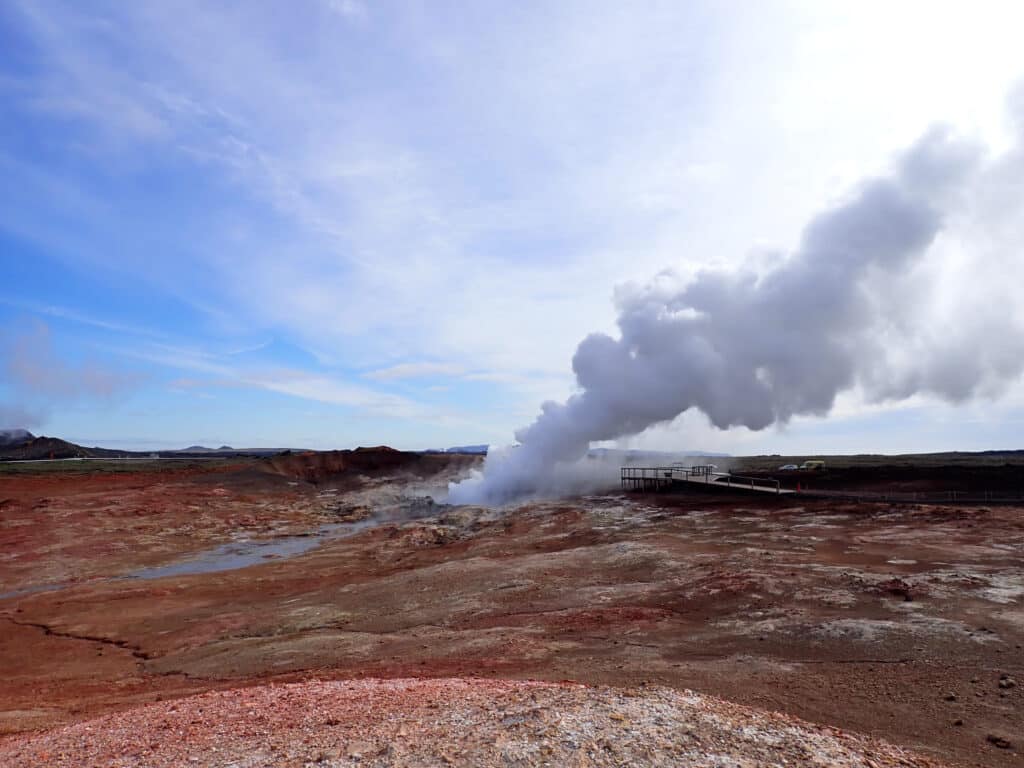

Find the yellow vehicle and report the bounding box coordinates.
[799,460,826,471]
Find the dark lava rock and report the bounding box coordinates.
[986,734,1012,749]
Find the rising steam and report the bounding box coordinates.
[0,322,136,430]
[451,105,1024,505]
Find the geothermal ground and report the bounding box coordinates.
[0,450,1021,766]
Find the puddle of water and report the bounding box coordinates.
[0,582,69,601]
[123,521,365,580]
[0,520,376,601]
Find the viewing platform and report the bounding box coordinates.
[620,464,793,495]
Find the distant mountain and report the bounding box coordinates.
[0,431,729,463]
[0,429,35,448]
[419,446,728,459]
[171,445,284,456]
[423,444,489,455]
[0,434,291,461]
[0,435,132,461]
[445,444,489,454]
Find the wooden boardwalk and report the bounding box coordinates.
[621,465,794,495]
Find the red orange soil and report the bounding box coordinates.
[0,678,948,767]
[1,454,1022,766]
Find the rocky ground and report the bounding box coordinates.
[0,678,948,767]
[0,452,1021,766]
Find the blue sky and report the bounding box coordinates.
[1,0,1023,452]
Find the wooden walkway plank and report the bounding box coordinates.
[620,466,794,495]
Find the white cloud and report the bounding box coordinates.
[365,362,466,381]
[6,0,1024,448]
[251,372,418,416]
[325,0,367,21]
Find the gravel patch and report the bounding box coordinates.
[0,677,948,767]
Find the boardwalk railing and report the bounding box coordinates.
[620,466,781,494]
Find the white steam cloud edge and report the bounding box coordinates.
[450,447,726,505]
[450,92,1024,506]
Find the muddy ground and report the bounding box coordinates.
[0,453,1021,767]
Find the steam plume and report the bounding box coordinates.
[451,112,1024,505]
[0,322,136,429]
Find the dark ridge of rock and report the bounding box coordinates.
[261,446,481,485]
[0,429,35,448]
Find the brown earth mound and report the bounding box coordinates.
[0,436,102,461]
[0,677,947,767]
[262,447,480,484]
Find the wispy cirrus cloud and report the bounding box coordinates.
[364,362,466,381]
[0,296,169,340]
[113,337,477,428]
